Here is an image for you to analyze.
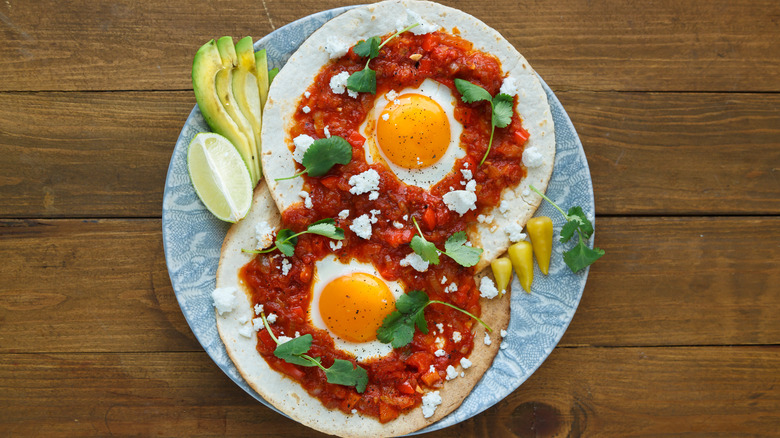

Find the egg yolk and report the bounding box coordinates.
[318,272,396,343]
[376,93,451,169]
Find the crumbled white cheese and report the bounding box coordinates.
[329,240,343,251]
[324,36,349,59]
[522,146,544,168]
[402,214,408,221]
[421,391,442,418]
[299,191,313,209]
[506,223,527,243]
[381,113,389,121]
[281,258,292,276]
[212,287,237,315]
[292,134,316,164]
[397,9,439,35]
[254,304,264,315]
[461,169,473,181]
[479,277,499,299]
[302,105,311,114]
[238,315,249,324]
[452,331,462,343]
[445,365,458,380]
[277,335,293,344]
[266,313,278,324]
[400,252,429,272]
[460,357,472,369]
[428,364,436,374]
[329,71,358,98]
[349,169,381,196]
[434,349,447,357]
[436,323,444,332]
[442,190,477,216]
[350,214,373,239]
[385,89,398,101]
[369,191,379,200]
[500,341,508,350]
[499,76,520,97]
[393,221,404,229]
[465,180,477,193]
[522,188,530,197]
[252,317,264,331]
[323,125,331,138]
[351,409,357,414]
[238,324,254,338]
[499,199,511,214]
[435,336,446,349]
[255,221,276,250]
[500,329,508,337]
[477,214,495,224]
[484,332,492,345]
[304,91,311,98]
[295,331,301,338]
[460,371,465,378]
[338,209,350,220]
[444,282,458,294]
[369,209,381,223]
[440,276,447,285]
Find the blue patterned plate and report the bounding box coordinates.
[163,6,594,435]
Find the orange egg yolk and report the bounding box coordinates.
[376,93,451,169]
[318,272,396,343]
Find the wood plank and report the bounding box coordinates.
[0,347,776,436]
[1,217,778,354]
[1,90,778,218]
[0,0,777,92]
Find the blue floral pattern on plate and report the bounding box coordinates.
[162,6,594,434]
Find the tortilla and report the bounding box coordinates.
[216,181,510,437]
[261,0,555,272]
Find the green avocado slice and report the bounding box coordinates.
[232,37,263,179]
[254,49,271,109]
[191,39,258,184]
[215,36,260,184]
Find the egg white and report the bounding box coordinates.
[360,78,465,190]
[309,255,406,362]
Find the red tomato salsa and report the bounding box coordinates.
[240,30,529,423]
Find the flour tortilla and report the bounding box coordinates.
[216,181,510,437]
[261,0,555,272]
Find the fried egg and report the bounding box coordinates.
[360,78,465,189]
[309,255,405,361]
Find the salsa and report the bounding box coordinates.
[240,30,529,423]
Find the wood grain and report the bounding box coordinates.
[0,0,777,92]
[1,217,777,354]
[0,347,777,436]
[1,90,778,218]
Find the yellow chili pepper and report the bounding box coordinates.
[507,241,533,293]
[526,216,553,275]
[490,257,513,296]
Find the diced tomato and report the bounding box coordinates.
[514,127,530,144]
[422,207,437,230]
[421,33,437,51]
[397,381,415,395]
[379,402,400,423]
[420,369,441,387]
[406,351,433,372]
[320,175,341,190]
[274,360,306,381]
[385,228,413,247]
[348,131,366,148]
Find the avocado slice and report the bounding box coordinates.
[232,37,264,179]
[191,39,259,184]
[215,36,260,184]
[254,49,271,109]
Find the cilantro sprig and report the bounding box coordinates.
[276,136,352,181]
[409,218,482,267]
[260,313,368,393]
[245,218,344,257]
[454,79,514,166]
[377,290,492,348]
[346,23,419,94]
[530,185,605,273]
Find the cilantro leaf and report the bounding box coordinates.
[454,79,492,103]
[563,236,605,273]
[559,220,579,243]
[410,235,440,264]
[325,359,369,393]
[346,68,377,94]
[274,335,318,367]
[491,93,514,128]
[302,136,353,177]
[307,218,345,240]
[566,206,594,239]
[353,36,381,58]
[275,229,297,257]
[442,231,483,267]
[377,290,430,348]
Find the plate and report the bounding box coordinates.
[162,6,594,435]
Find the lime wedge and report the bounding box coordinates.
[187,132,253,223]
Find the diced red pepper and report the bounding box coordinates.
[398,380,415,395]
[421,33,437,52]
[406,351,433,372]
[379,402,400,423]
[422,207,437,230]
[348,131,366,148]
[514,127,530,144]
[320,175,341,190]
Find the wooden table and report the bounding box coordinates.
[1,0,778,436]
